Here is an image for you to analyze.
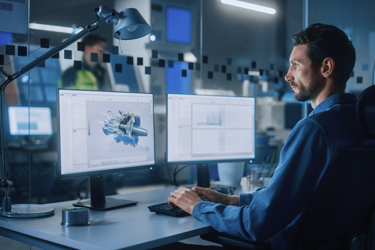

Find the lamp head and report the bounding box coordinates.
[114,8,151,40]
[96,6,151,40]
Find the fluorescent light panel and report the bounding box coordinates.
[221,0,276,15]
[29,23,83,34]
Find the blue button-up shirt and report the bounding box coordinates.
[192,93,375,250]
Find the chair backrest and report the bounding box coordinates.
[296,148,375,249]
[357,85,375,140]
[297,86,375,250]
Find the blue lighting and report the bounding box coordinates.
[0,32,13,46]
[166,7,192,44]
[166,62,191,94]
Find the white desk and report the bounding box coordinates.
[0,187,213,250]
[0,179,260,250]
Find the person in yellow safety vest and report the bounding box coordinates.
[58,34,112,91]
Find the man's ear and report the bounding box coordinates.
[321,57,335,78]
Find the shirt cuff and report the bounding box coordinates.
[239,193,254,206]
[192,201,213,220]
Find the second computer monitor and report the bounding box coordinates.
[167,94,256,186]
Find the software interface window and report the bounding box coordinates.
[59,90,155,176]
[8,107,53,136]
[167,94,256,163]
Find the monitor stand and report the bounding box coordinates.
[197,164,210,188]
[73,175,137,211]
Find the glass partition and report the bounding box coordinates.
[0,0,373,206]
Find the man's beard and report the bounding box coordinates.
[292,75,322,102]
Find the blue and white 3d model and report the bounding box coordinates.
[102,109,148,147]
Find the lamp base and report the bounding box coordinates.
[1,204,55,218]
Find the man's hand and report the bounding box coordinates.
[192,187,239,206]
[168,187,202,214]
[168,186,240,214]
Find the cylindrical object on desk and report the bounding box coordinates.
[218,162,244,186]
[61,207,90,227]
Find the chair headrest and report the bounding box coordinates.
[357,85,375,140]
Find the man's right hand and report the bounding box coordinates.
[192,187,240,206]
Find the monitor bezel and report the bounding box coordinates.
[166,93,256,165]
[57,88,156,179]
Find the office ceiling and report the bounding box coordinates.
[27,0,114,46]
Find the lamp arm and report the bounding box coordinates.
[0,11,114,91]
[0,8,114,211]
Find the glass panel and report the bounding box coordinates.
[1,0,372,207]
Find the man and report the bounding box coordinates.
[58,34,112,91]
[167,23,375,249]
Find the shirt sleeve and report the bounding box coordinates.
[192,118,332,242]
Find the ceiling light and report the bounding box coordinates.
[221,0,276,15]
[29,23,83,34]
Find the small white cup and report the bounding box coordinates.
[218,162,245,186]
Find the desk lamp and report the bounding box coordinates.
[0,6,151,218]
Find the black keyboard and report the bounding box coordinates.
[148,187,236,217]
[148,202,189,217]
[212,185,236,195]
[148,196,209,217]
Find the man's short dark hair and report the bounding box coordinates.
[82,34,107,47]
[292,23,356,89]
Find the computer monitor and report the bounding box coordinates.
[8,106,53,136]
[8,106,53,147]
[58,89,155,210]
[166,94,256,187]
[165,6,192,44]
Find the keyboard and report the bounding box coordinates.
[149,195,209,217]
[211,185,236,195]
[148,202,189,217]
[148,187,236,217]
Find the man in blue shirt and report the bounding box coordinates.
[167,23,375,249]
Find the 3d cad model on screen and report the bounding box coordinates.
[102,109,148,147]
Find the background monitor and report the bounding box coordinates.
[8,106,53,147]
[166,94,256,187]
[166,6,192,44]
[8,106,53,136]
[58,89,155,210]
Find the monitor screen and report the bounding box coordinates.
[167,94,256,164]
[166,6,192,44]
[8,106,53,136]
[58,89,155,210]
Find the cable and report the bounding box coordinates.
[76,177,89,200]
[173,165,179,186]
[173,165,190,187]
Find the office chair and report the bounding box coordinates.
[201,85,375,250]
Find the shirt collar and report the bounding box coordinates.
[309,93,357,116]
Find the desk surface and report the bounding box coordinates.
[0,180,259,250]
[0,187,212,250]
